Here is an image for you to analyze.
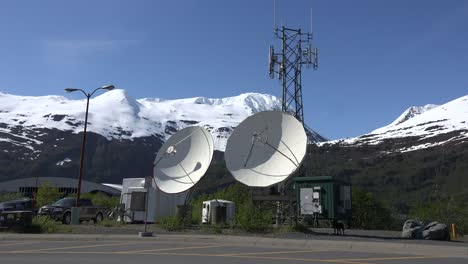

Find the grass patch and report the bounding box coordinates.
[97,219,123,227]
[19,216,60,233]
[159,216,184,231]
[276,223,310,234]
[200,224,226,234]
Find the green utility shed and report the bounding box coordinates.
[293,176,352,223]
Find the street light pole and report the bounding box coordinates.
[65,85,115,209]
[76,94,90,207]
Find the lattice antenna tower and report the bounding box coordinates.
[269,7,318,125]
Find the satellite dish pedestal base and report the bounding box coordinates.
[138,231,153,237]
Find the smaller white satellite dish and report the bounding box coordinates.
[154,126,214,194]
[225,111,307,187]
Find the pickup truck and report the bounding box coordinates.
[38,197,107,225]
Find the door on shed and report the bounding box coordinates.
[300,188,313,215]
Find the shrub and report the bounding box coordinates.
[36,183,62,207]
[191,194,209,224]
[291,223,310,233]
[352,188,397,230]
[237,201,274,233]
[0,192,26,203]
[98,218,121,227]
[159,216,184,231]
[410,197,468,235]
[201,224,225,234]
[80,192,119,209]
[29,216,59,233]
[275,223,309,234]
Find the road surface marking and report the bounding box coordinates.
[119,244,225,253]
[10,242,136,253]
[218,249,332,256]
[137,252,373,264]
[0,242,41,247]
[0,250,372,263]
[0,245,449,264]
[329,255,441,261]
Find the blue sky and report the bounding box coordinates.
[0,0,467,140]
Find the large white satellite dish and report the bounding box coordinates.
[153,126,214,194]
[225,111,307,187]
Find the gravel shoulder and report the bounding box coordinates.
[1,221,466,247]
[6,222,465,246]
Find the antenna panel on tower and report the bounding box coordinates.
[269,45,276,79]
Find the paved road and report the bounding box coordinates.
[0,236,466,264]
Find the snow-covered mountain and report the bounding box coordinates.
[0,90,324,154]
[328,95,468,152]
[386,104,438,127]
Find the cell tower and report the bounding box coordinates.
[266,5,319,225]
[268,22,318,125]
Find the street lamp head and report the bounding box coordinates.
[65,88,79,93]
[100,85,115,91]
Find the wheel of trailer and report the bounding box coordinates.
[94,213,103,224]
[63,212,71,225]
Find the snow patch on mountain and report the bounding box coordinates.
[0,90,292,151]
[56,157,71,166]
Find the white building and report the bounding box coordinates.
[202,199,235,224]
[0,177,121,197]
[120,178,187,223]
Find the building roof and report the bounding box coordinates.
[0,177,121,196]
[293,176,351,185]
[294,176,334,182]
[101,183,123,192]
[204,199,234,204]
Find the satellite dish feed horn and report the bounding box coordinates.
[153,126,214,194]
[225,111,307,187]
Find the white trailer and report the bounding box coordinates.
[202,199,235,224]
[120,178,187,223]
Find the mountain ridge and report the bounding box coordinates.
[0,89,326,153]
[325,94,468,153]
[386,104,438,127]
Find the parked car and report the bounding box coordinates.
[0,198,35,227]
[0,198,34,214]
[38,197,107,225]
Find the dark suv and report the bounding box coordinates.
[0,198,34,213]
[38,197,107,224]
